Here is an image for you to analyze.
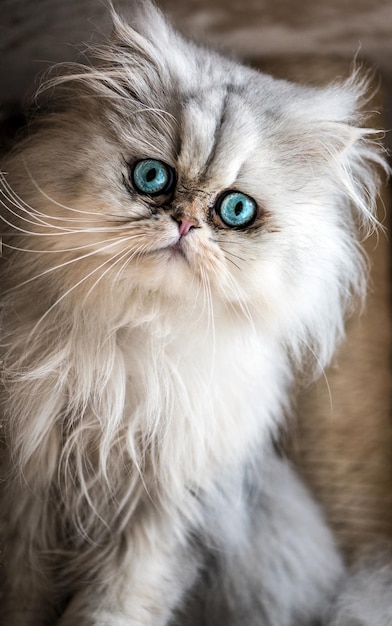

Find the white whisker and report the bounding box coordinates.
[224,272,257,331]
[20,163,107,219]
[1,237,128,255]
[199,266,216,383]
[0,200,89,234]
[0,195,139,236]
[1,171,96,226]
[5,236,139,293]
[110,241,151,285]
[81,246,139,306]
[27,246,139,340]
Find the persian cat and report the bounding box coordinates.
[0,2,386,625]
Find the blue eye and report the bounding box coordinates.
[131,159,175,196]
[216,191,257,228]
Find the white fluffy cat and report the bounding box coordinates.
[0,2,387,624]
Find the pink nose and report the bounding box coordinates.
[173,214,199,237]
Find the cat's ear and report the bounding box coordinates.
[320,121,363,153]
[296,116,386,228]
[106,0,183,89]
[286,72,382,162]
[297,121,365,161]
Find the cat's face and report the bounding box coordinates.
[2,3,379,357]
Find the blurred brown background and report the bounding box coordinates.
[1,0,392,111]
[1,0,391,563]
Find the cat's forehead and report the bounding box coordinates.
[176,81,262,190]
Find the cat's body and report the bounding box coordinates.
[0,3,386,625]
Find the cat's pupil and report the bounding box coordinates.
[146,168,156,182]
[235,202,243,216]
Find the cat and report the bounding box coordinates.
[0,2,387,624]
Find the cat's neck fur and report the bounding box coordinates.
[4,284,289,525]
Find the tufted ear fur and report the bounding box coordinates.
[280,120,362,165]
[278,75,387,229]
[108,0,183,78]
[109,0,171,45]
[305,121,363,156]
[313,121,384,227]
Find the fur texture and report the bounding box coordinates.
[329,546,392,625]
[170,453,344,626]
[0,2,387,624]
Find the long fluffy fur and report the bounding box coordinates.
[0,2,387,624]
[329,546,392,625]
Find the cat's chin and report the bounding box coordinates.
[130,246,198,300]
[154,241,189,264]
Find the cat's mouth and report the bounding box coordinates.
[151,240,189,263]
[165,241,188,262]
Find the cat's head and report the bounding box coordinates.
[0,1,386,367]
